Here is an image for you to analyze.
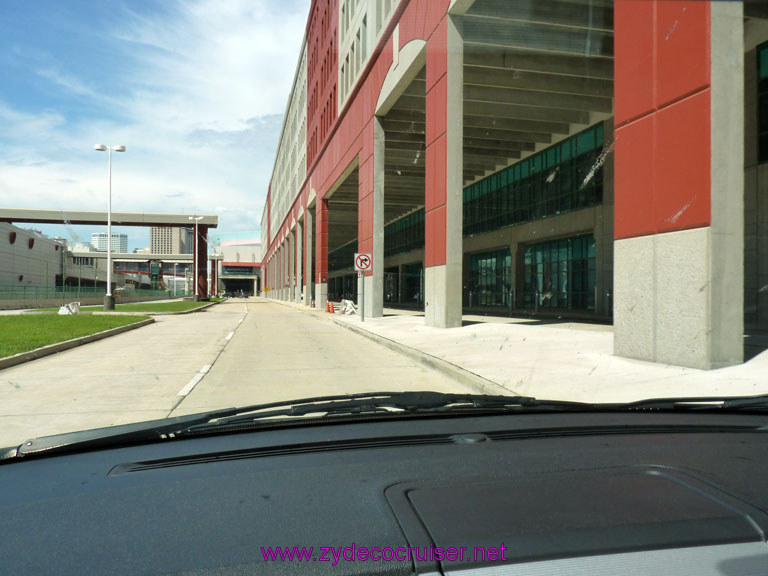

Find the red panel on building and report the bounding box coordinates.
[425,133,447,212]
[306,0,339,168]
[426,17,447,93]
[424,0,447,39]
[425,205,446,268]
[426,75,447,147]
[655,0,710,110]
[614,0,712,240]
[654,89,711,233]
[614,0,655,126]
[614,114,655,239]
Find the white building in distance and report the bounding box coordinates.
[91,232,128,253]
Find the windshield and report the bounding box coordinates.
[0,0,767,450]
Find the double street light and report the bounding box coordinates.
[93,144,126,310]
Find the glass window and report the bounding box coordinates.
[462,124,605,237]
[523,235,596,310]
[759,42,768,163]
[466,249,512,308]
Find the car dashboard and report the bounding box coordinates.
[1,411,767,575]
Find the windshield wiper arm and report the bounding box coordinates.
[0,408,240,462]
[185,391,596,431]
[613,393,768,411]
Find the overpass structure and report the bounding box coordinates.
[0,208,218,298]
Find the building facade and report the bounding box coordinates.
[91,232,128,253]
[261,0,765,370]
[213,238,262,296]
[149,227,192,255]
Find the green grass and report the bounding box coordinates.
[0,315,150,358]
[87,301,212,313]
[33,301,215,313]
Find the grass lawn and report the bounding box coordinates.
[93,301,213,312]
[0,315,150,359]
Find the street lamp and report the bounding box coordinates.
[93,144,126,310]
[189,215,204,301]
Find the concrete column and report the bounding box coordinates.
[316,199,329,310]
[613,0,743,369]
[366,117,386,318]
[288,231,295,302]
[424,15,463,328]
[279,243,284,300]
[306,206,314,306]
[284,239,289,301]
[296,220,303,304]
[280,241,285,300]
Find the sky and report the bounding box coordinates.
[0,0,310,251]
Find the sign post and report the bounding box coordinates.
[354,253,372,322]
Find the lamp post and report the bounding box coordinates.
[93,144,126,310]
[189,216,204,301]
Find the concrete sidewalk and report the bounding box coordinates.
[267,297,768,403]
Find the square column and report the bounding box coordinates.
[305,206,314,306]
[366,117,386,318]
[424,15,463,328]
[315,199,329,310]
[284,239,289,301]
[281,242,286,300]
[295,221,303,304]
[613,0,743,369]
[288,231,294,302]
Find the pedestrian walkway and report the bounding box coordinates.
[267,297,768,403]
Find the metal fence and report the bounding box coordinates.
[0,285,181,300]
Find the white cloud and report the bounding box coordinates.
[0,0,310,246]
[35,68,101,101]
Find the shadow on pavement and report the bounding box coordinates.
[744,331,768,362]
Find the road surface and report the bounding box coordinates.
[0,299,471,447]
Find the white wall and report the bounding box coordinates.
[219,241,263,263]
[269,44,308,244]
[0,223,64,287]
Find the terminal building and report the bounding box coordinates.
[261,0,768,370]
[211,234,263,296]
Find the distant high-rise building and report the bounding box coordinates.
[91,232,128,253]
[150,227,193,254]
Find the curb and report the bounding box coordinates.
[0,318,155,371]
[25,300,222,317]
[327,316,515,396]
[93,300,221,316]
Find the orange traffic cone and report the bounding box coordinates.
[330,301,335,314]
[326,301,330,313]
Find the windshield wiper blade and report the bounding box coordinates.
[185,391,596,431]
[0,391,631,462]
[0,408,241,462]
[614,393,768,411]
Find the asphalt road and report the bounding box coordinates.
[0,299,470,447]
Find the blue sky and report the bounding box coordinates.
[0,0,310,250]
